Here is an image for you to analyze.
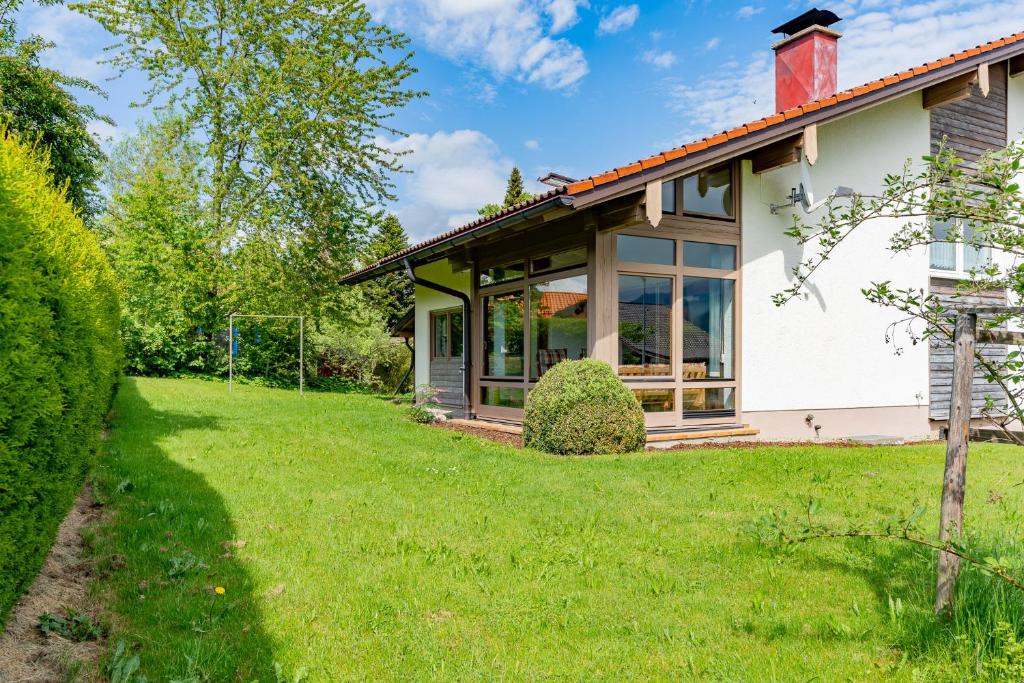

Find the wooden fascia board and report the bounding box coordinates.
[571,41,1024,210]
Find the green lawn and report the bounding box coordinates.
[90,377,1024,681]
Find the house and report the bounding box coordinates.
[344,9,1024,442]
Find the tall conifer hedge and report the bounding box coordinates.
[0,129,121,626]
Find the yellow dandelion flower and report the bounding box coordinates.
[215,586,226,595]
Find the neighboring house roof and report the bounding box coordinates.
[341,30,1024,285]
[535,291,587,319]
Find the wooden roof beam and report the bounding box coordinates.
[1011,55,1024,78]
[748,133,804,174]
[922,66,987,109]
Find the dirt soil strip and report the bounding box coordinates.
[433,421,524,447]
[0,486,104,683]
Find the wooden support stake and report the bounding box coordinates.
[935,311,976,615]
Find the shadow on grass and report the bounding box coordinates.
[91,378,278,680]
[785,532,1024,670]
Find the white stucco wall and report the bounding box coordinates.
[412,260,472,391]
[740,93,932,413]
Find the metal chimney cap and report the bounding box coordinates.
[771,8,841,37]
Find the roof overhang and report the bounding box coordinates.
[339,193,573,285]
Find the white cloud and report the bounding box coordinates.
[597,4,639,35]
[642,49,676,69]
[525,139,541,150]
[546,0,588,33]
[383,130,517,240]
[704,36,720,50]
[735,5,764,19]
[366,0,588,91]
[665,0,1024,144]
[22,4,110,81]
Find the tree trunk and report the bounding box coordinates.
[935,311,976,615]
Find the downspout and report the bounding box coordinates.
[404,259,473,419]
[393,337,415,396]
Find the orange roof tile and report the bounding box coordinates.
[616,162,642,177]
[663,147,687,161]
[640,154,666,169]
[591,171,618,186]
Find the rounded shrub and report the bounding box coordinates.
[523,359,646,455]
[0,128,121,627]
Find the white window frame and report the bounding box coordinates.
[929,218,992,278]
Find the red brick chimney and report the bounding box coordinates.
[771,8,842,112]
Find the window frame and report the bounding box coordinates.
[612,226,740,426]
[476,254,590,419]
[429,308,463,360]
[929,218,993,277]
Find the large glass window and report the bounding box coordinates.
[481,386,525,408]
[484,292,524,377]
[530,275,588,379]
[618,275,673,377]
[617,235,675,266]
[662,179,677,214]
[683,387,734,413]
[684,242,736,270]
[480,263,525,287]
[682,164,734,219]
[683,277,735,380]
[531,247,587,274]
[633,389,675,412]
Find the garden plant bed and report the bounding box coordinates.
[86,377,1024,680]
[433,420,523,447]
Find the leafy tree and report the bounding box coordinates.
[99,116,220,375]
[0,1,112,220]
[360,213,412,330]
[78,0,423,304]
[479,166,535,217]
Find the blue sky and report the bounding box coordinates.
[18,0,1024,241]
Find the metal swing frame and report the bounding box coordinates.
[228,313,305,394]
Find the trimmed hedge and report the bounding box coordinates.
[523,359,646,455]
[0,129,121,627]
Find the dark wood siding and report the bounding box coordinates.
[928,278,1007,420]
[929,62,1007,162]
[927,62,1008,421]
[429,357,464,407]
